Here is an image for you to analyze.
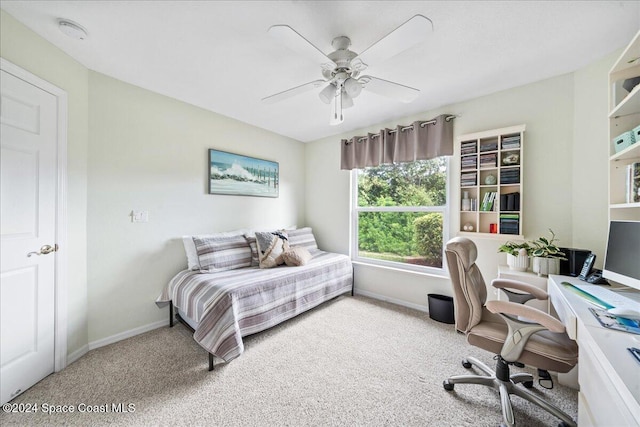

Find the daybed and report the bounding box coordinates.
[156,227,353,370]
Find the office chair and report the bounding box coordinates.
[443,237,578,427]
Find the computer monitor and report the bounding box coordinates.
[602,220,640,291]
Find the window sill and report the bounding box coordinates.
[351,259,449,280]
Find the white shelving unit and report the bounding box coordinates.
[456,124,526,238]
[608,30,640,221]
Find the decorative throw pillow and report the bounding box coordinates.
[282,246,312,267]
[286,227,318,251]
[192,235,252,272]
[255,230,289,269]
[183,229,250,270]
[243,235,260,267]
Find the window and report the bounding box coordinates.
[351,157,449,274]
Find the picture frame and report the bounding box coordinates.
[208,149,279,198]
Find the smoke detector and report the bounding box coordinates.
[58,19,88,40]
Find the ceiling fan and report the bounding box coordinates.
[262,15,433,125]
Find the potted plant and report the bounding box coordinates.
[498,241,531,271]
[528,229,567,276]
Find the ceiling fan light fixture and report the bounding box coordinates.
[319,83,336,104]
[342,91,354,108]
[58,19,88,40]
[344,77,362,98]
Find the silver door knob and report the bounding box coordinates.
[27,244,58,257]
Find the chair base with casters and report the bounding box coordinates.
[442,237,578,427]
[443,355,575,427]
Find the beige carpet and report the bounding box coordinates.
[0,295,577,426]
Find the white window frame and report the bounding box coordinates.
[350,157,451,276]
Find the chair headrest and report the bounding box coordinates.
[445,237,478,271]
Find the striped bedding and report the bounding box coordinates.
[156,250,352,362]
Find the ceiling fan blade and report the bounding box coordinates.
[359,76,419,103]
[354,15,433,69]
[261,80,326,104]
[268,25,336,69]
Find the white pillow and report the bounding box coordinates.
[182,229,250,270]
[183,236,200,270]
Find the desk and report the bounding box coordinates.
[547,275,640,426]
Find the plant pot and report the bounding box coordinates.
[507,253,529,271]
[532,257,560,277]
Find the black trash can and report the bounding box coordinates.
[428,294,455,324]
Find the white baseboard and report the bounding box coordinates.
[64,320,167,366]
[88,319,167,351]
[66,344,89,366]
[354,288,429,313]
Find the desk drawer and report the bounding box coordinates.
[578,332,636,426]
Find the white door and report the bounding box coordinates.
[0,69,58,404]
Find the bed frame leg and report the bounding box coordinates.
[208,353,215,371]
[169,301,174,327]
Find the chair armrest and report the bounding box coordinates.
[486,300,565,333]
[491,278,548,300]
[486,300,567,362]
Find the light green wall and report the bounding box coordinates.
[1,9,306,350]
[572,50,618,269]
[306,65,612,309]
[0,10,89,356]
[0,6,618,347]
[87,71,306,342]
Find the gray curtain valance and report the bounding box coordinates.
[340,114,454,170]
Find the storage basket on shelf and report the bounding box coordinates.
[632,124,640,144]
[612,130,636,153]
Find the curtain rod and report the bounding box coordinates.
[353,115,456,143]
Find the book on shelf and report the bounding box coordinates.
[501,136,521,150]
[461,154,477,169]
[480,191,497,211]
[499,227,520,235]
[500,168,520,184]
[480,192,488,211]
[499,213,520,235]
[502,136,520,142]
[480,142,498,152]
[480,153,497,168]
[627,162,640,203]
[461,171,477,186]
[461,163,477,170]
[461,141,477,155]
[499,192,520,211]
[500,227,520,235]
[501,144,520,151]
[499,214,519,220]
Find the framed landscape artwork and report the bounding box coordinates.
[208,149,279,198]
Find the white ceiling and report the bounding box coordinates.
[2,1,639,142]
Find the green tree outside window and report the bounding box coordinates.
[356,158,447,268]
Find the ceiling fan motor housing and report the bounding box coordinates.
[327,37,359,73]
